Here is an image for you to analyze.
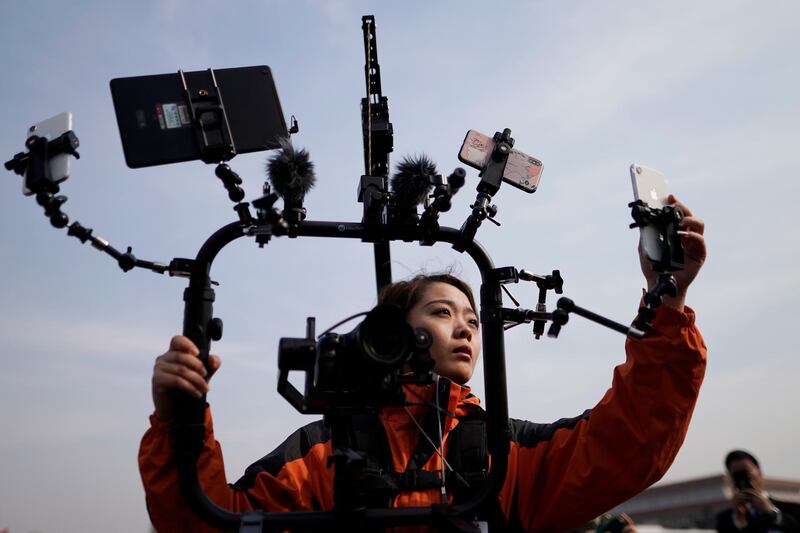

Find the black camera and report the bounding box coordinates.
[732,469,753,491]
[277,304,434,414]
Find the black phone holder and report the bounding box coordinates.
[5,131,79,229]
[628,200,684,272]
[178,68,236,164]
[4,130,210,276]
[454,129,513,252]
[5,130,80,194]
[628,200,685,331]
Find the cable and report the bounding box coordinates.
[402,374,451,506]
[316,311,369,338]
[434,374,448,505]
[403,403,455,474]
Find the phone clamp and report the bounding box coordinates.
[454,129,513,251]
[477,129,514,196]
[179,68,236,164]
[5,131,81,195]
[629,200,685,331]
[628,200,684,272]
[5,132,201,275]
[4,131,80,228]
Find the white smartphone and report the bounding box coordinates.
[458,129,543,193]
[23,111,74,196]
[630,164,670,262]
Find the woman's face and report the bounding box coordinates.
[406,282,481,385]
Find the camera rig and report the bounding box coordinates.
[4,14,685,533]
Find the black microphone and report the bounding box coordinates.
[266,137,316,225]
[389,154,436,211]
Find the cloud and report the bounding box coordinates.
[663,355,800,482]
[0,312,168,358]
[510,1,800,136]
[3,3,800,532]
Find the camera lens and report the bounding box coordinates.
[358,305,411,367]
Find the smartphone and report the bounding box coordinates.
[630,163,670,263]
[732,469,753,491]
[23,112,74,196]
[458,129,543,193]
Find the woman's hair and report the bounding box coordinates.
[378,273,477,315]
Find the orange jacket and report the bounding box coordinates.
[139,305,706,532]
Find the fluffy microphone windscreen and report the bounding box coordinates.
[266,137,316,204]
[390,154,436,208]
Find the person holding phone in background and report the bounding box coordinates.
[716,450,800,532]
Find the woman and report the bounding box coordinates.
[140,197,707,532]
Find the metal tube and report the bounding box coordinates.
[174,220,509,530]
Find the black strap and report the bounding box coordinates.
[350,405,490,499]
[348,413,396,508]
[447,416,523,532]
[350,409,518,531]
[444,418,489,500]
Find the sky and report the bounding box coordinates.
[1,1,799,531]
